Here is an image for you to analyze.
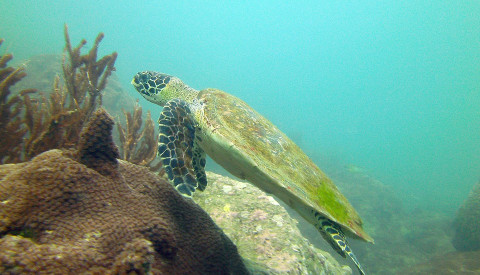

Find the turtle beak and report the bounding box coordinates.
[131,76,141,88]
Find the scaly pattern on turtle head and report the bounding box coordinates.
[132,71,199,106]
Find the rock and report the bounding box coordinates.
[399,250,480,274]
[194,172,351,275]
[453,181,480,251]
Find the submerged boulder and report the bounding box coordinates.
[400,250,480,274]
[195,172,351,275]
[453,181,480,251]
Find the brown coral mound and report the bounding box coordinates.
[77,107,120,175]
[0,108,247,274]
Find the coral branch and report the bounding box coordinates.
[117,101,158,168]
[21,25,118,160]
[63,24,117,120]
[0,39,37,164]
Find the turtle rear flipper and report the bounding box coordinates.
[157,99,206,197]
[316,216,366,275]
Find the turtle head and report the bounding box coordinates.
[132,71,198,106]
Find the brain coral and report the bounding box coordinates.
[0,108,247,274]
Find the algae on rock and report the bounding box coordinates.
[195,172,352,275]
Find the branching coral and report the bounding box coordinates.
[2,26,159,175]
[20,25,118,160]
[62,24,117,118]
[0,108,247,274]
[0,38,37,164]
[117,100,161,172]
[23,76,79,158]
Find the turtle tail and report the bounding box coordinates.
[315,216,366,275]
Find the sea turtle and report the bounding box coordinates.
[132,71,373,274]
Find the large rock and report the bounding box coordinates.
[0,109,247,274]
[399,250,480,274]
[195,172,351,275]
[453,181,480,251]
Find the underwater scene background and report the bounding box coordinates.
[1,1,479,274]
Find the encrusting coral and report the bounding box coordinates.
[0,108,248,274]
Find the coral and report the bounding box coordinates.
[453,180,480,251]
[77,107,120,175]
[22,76,80,158]
[195,172,351,275]
[21,24,118,159]
[1,26,154,173]
[0,38,37,164]
[117,101,160,172]
[10,54,136,118]
[9,51,152,168]
[0,108,248,274]
[2,25,154,169]
[62,24,117,112]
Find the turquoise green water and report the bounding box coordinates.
[1,0,479,270]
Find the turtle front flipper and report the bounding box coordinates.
[315,215,366,275]
[157,99,206,197]
[192,144,207,191]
